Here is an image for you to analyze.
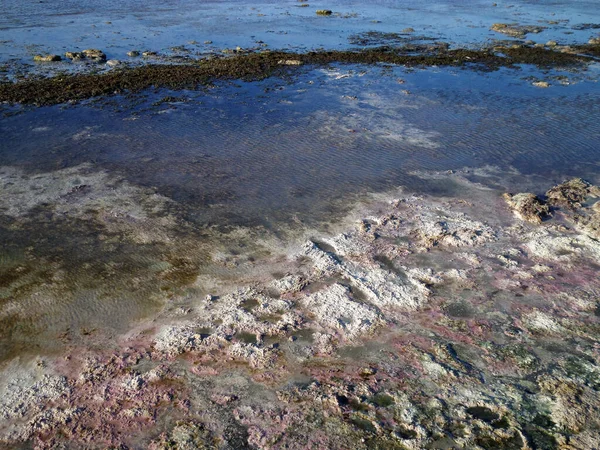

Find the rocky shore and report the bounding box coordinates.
[2,170,600,449]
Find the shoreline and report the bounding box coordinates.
[2,169,600,448]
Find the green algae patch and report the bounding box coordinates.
[0,44,594,106]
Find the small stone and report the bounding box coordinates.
[142,51,158,57]
[316,9,333,15]
[65,51,84,60]
[82,49,106,61]
[33,54,62,62]
[106,59,120,66]
[127,50,140,57]
[402,27,415,33]
[211,394,238,405]
[532,81,550,88]
[204,40,213,44]
[546,40,558,47]
[589,37,600,45]
[278,59,303,65]
[359,367,377,377]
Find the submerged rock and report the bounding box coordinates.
[503,192,550,223]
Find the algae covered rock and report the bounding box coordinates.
[546,178,600,209]
[503,192,549,223]
[316,9,333,15]
[81,48,106,61]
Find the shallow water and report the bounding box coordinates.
[3,64,600,225]
[1,0,600,364]
[2,62,599,362]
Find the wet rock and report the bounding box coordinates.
[316,9,333,15]
[503,192,550,223]
[127,50,140,57]
[546,178,599,209]
[33,54,61,62]
[142,51,158,57]
[106,59,121,67]
[490,23,546,38]
[81,49,106,61]
[64,51,84,60]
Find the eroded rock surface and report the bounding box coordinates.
[2,173,600,449]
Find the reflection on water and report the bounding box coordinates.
[0,63,599,362]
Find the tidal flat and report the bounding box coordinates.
[1,0,600,448]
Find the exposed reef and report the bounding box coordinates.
[2,172,600,448]
[1,43,598,106]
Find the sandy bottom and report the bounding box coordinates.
[1,167,600,449]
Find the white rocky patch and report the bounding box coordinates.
[525,228,600,264]
[0,362,70,443]
[301,283,381,339]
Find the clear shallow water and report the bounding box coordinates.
[2,64,599,229]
